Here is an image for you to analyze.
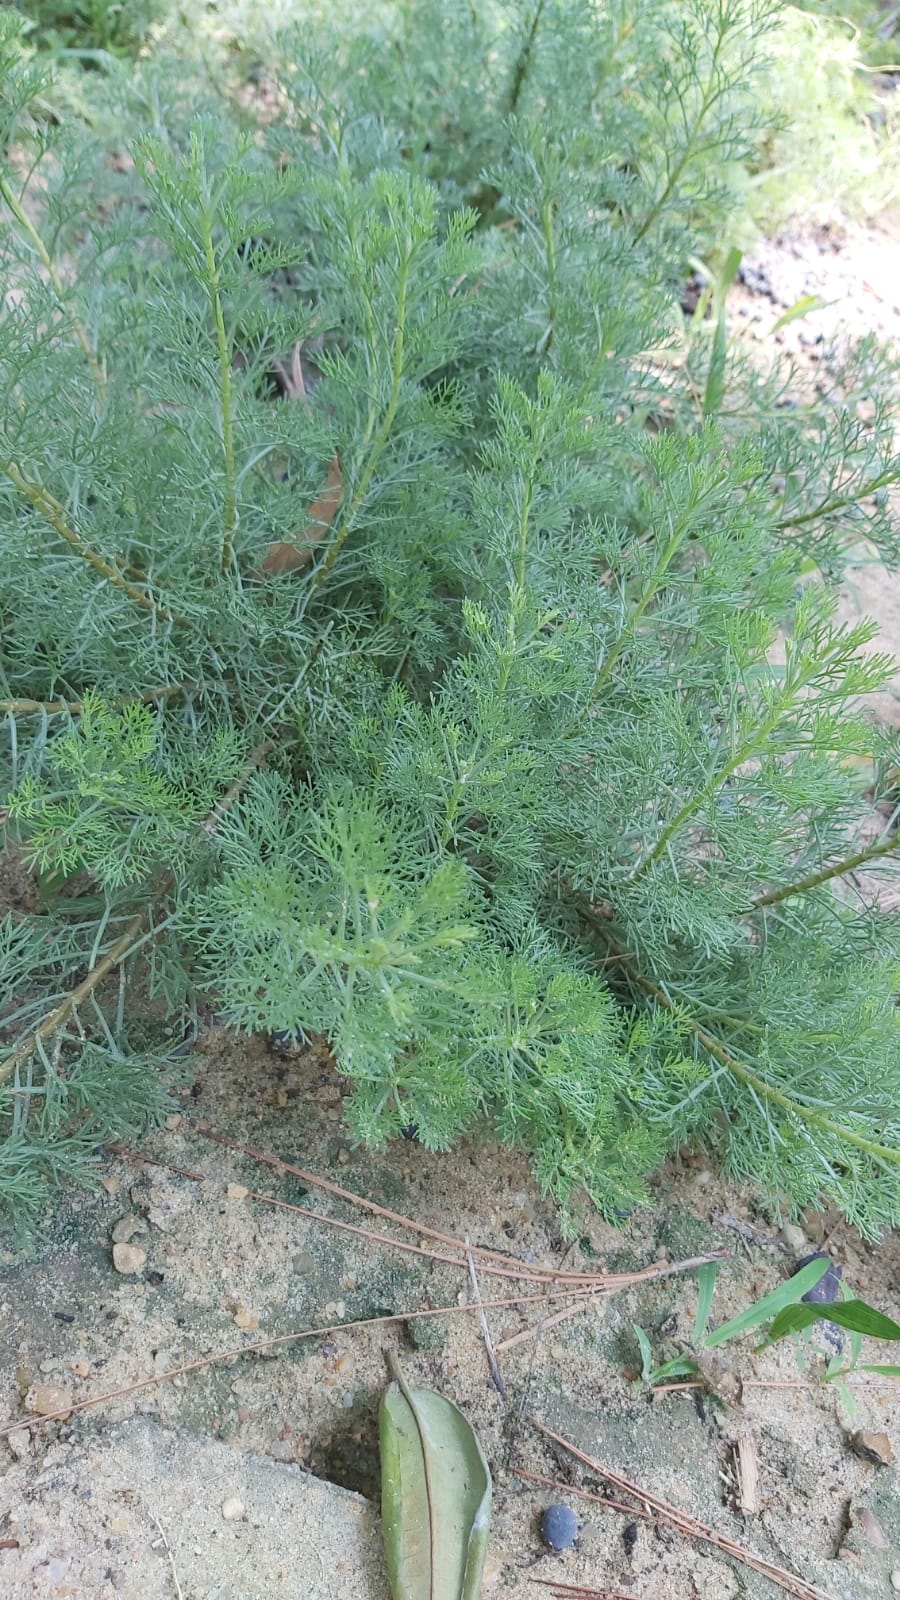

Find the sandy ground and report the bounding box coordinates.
[3,220,900,1600]
[2,1024,900,1600]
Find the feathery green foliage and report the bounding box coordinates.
[3,1,900,1235]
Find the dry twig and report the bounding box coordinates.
[530,1585,649,1599]
[0,1287,615,1440]
[0,740,274,1087]
[192,1124,725,1289]
[149,1512,184,1600]
[466,1235,507,1396]
[494,1290,606,1352]
[529,1424,836,1600]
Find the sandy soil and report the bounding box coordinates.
[2,1022,900,1600]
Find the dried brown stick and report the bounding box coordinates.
[105,1142,724,1304]
[0,741,275,1088]
[193,1123,567,1277]
[530,1585,650,1599]
[222,1180,544,1276]
[466,1235,507,1397]
[494,1290,606,1352]
[0,1285,614,1441]
[107,1144,206,1181]
[512,1468,656,1524]
[0,908,148,1086]
[531,1424,836,1600]
[192,1124,725,1288]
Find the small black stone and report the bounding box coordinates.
[268,1030,304,1058]
[541,1503,578,1550]
[795,1252,842,1304]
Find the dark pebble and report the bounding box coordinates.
[795,1252,842,1304]
[268,1031,304,1057]
[541,1504,578,1550]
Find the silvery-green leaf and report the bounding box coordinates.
[379,1357,492,1600]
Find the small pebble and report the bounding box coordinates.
[855,1508,889,1549]
[5,1429,30,1460]
[780,1222,807,1252]
[221,1497,245,1522]
[268,1030,303,1056]
[111,1215,148,1244]
[72,1360,91,1379]
[233,1305,260,1331]
[541,1503,578,1550]
[26,1382,73,1419]
[101,1176,120,1196]
[892,1571,900,1594]
[226,1183,249,1201]
[112,1242,147,1275]
[164,1113,183,1130]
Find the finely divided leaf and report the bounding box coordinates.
[380,1364,492,1600]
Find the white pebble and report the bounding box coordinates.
[780,1222,807,1252]
[891,1571,900,1593]
[112,1242,146,1275]
[221,1497,245,1522]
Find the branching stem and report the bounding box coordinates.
[574,521,688,723]
[312,249,410,590]
[581,910,900,1169]
[752,831,900,909]
[507,0,548,116]
[1,685,187,716]
[199,209,238,572]
[2,461,177,624]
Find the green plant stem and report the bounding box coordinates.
[312,251,410,591]
[200,209,237,573]
[776,467,900,531]
[631,19,728,245]
[628,661,823,883]
[0,686,188,716]
[516,476,535,589]
[506,0,548,116]
[752,831,900,908]
[538,196,557,355]
[0,171,106,400]
[573,523,689,722]
[2,461,177,624]
[581,908,900,1169]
